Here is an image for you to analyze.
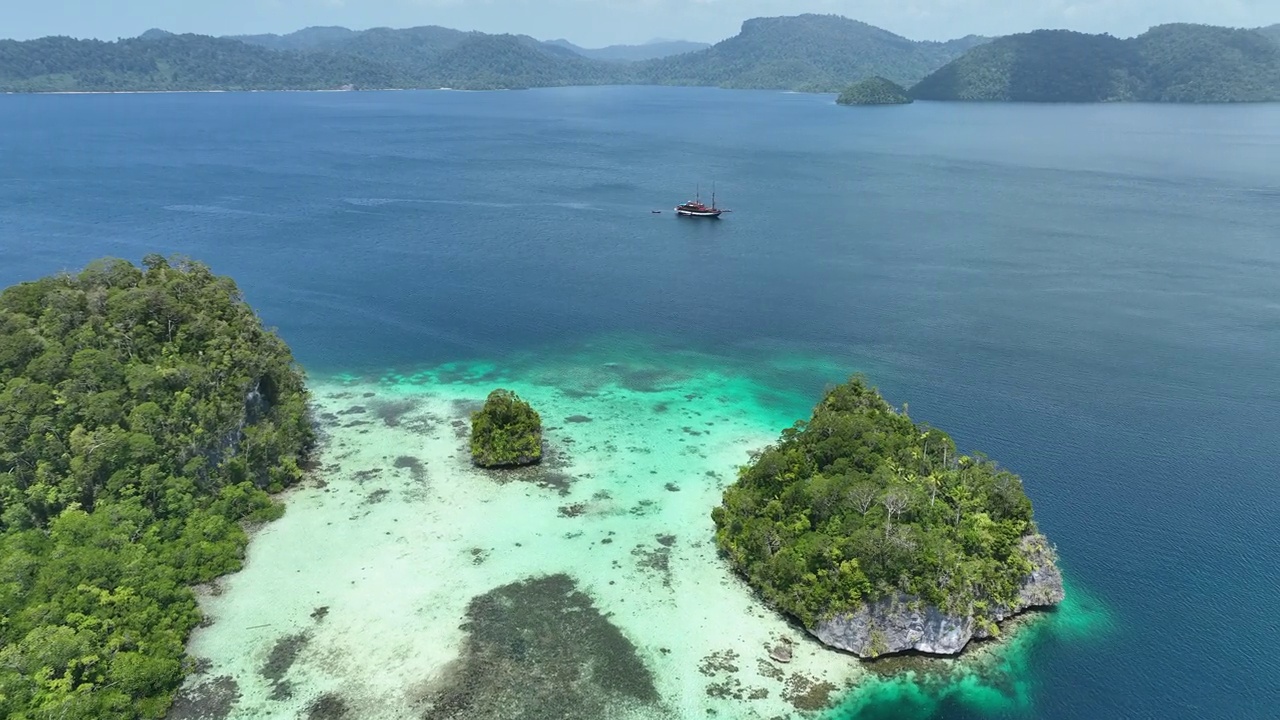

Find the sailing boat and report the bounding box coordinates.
[675,183,730,218]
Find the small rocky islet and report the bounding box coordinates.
[469,388,543,468]
[712,376,1063,658]
[836,76,914,105]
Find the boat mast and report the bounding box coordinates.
[712,182,716,209]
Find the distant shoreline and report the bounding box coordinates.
[2,87,519,96]
[5,86,1280,105]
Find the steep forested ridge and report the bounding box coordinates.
[637,14,987,91]
[911,24,1280,102]
[712,378,1047,629]
[0,33,401,91]
[0,30,615,91]
[0,257,313,719]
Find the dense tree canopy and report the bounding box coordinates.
[0,34,401,92]
[836,76,912,105]
[911,24,1280,103]
[0,256,313,719]
[470,389,542,468]
[712,377,1040,629]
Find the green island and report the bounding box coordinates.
[911,25,1280,102]
[0,257,313,719]
[712,377,1063,658]
[470,389,543,468]
[837,77,913,105]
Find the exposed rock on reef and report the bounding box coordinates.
[811,535,1064,657]
[469,389,543,468]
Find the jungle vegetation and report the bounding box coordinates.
[470,389,543,468]
[0,256,313,719]
[712,377,1040,629]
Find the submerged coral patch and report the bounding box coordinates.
[422,574,664,719]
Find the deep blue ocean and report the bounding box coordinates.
[2,87,1278,719]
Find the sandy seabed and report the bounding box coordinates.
[174,342,1108,720]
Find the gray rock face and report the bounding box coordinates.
[810,534,1064,658]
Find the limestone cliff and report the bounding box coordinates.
[810,535,1064,658]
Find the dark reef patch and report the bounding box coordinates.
[782,673,837,712]
[619,367,672,393]
[565,415,594,423]
[262,632,310,701]
[167,674,241,720]
[450,399,484,418]
[394,456,427,481]
[372,399,419,427]
[632,543,673,587]
[363,488,390,505]
[421,574,663,720]
[559,502,587,518]
[337,406,367,416]
[305,693,350,720]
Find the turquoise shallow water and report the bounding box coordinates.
[2,87,1279,718]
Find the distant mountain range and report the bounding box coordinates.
[545,38,711,62]
[911,24,1280,102]
[2,15,1278,102]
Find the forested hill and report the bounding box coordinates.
[0,257,313,718]
[1255,24,1280,45]
[0,31,613,91]
[636,14,989,92]
[0,34,403,92]
[911,24,1280,102]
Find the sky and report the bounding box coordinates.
[1,0,1276,45]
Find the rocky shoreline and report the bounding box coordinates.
[811,535,1065,658]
